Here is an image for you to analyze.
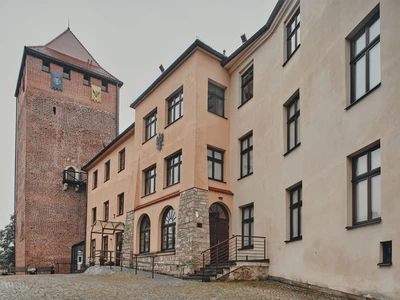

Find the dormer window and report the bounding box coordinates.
[42,61,50,72]
[101,81,107,92]
[83,75,90,86]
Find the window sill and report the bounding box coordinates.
[157,249,176,255]
[104,179,110,183]
[141,191,156,198]
[238,97,253,109]
[142,134,156,145]
[282,44,301,67]
[164,182,180,189]
[285,236,302,243]
[283,142,301,156]
[377,262,392,267]
[208,178,226,183]
[238,172,253,181]
[116,213,124,217]
[345,83,381,111]
[118,168,125,173]
[345,218,381,230]
[208,111,228,120]
[92,187,97,190]
[164,115,183,129]
[238,245,254,250]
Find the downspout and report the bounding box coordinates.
[115,84,119,136]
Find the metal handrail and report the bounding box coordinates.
[201,235,267,282]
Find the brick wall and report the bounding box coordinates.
[15,53,119,270]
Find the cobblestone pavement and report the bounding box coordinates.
[0,268,347,300]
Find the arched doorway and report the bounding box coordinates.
[209,203,229,264]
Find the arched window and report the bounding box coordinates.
[65,167,76,181]
[140,215,150,253]
[161,207,176,251]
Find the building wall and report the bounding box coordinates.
[229,0,399,298]
[85,127,136,259]
[15,54,119,270]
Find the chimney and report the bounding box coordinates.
[223,49,226,56]
[241,34,247,43]
[159,64,165,73]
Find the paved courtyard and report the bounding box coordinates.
[0,267,347,300]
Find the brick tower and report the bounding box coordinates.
[14,28,122,273]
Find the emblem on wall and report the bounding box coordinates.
[51,72,63,91]
[156,133,164,151]
[91,85,102,103]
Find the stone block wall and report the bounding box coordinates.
[175,188,210,274]
[121,210,134,268]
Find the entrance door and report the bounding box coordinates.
[115,233,123,266]
[209,203,229,265]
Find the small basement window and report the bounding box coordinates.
[42,61,50,72]
[378,241,392,266]
[83,75,90,86]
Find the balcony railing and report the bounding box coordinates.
[63,170,87,191]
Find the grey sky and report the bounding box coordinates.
[0,0,277,229]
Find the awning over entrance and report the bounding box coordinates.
[90,220,125,236]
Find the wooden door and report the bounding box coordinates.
[209,203,229,265]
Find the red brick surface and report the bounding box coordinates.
[15,53,118,271]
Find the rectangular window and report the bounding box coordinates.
[93,170,98,189]
[286,92,300,151]
[242,204,254,247]
[208,82,225,117]
[91,239,96,258]
[287,9,300,58]
[167,88,183,125]
[119,149,125,172]
[63,68,70,79]
[166,152,182,187]
[101,80,107,92]
[103,236,108,261]
[118,193,124,216]
[240,132,253,178]
[104,160,110,182]
[144,165,156,195]
[42,60,50,72]
[289,185,302,240]
[104,201,109,221]
[207,147,224,181]
[145,110,157,141]
[352,145,381,225]
[83,74,90,86]
[350,9,380,103]
[92,207,97,224]
[380,241,392,266]
[241,66,253,104]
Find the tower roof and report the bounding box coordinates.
[15,28,123,96]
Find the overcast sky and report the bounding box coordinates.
[0,0,277,229]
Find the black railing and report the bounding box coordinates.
[89,250,173,279]
[200,235,267,280]
[63,170,87,186]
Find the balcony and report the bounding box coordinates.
[63,169,87,192]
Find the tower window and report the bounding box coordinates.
[63,68,70,79]
[83,75,90,86]
[101,81,107,92]
[53,107,56,115]
[42,61,50,72]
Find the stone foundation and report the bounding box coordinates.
[175,188,210,274]
[121,210,134,268]
[218,262,269,281]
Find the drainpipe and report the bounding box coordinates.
[115,84,119,136]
